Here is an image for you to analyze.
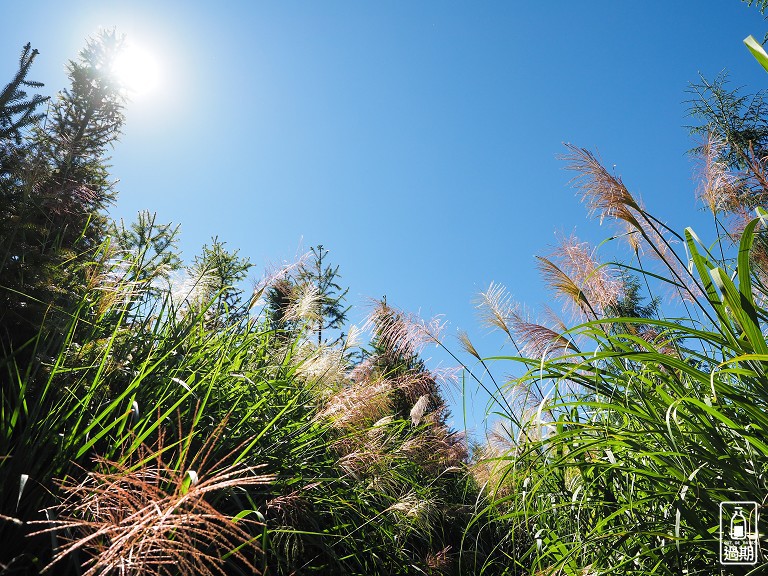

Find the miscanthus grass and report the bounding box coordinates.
[462,142,768,574]
[0,222,487,575]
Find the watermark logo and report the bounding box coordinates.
[720,501,759,565]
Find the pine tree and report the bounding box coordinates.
[265,245,350,344]
[36,29,125,249]
[603,273,660,337]
[265,277,300,335]
[0,43,50,361]
[687,73,768,277]
[363,299,443,420]
[107,210,182,323]
[299,245,349,345]
[0,43,47,144]
[188,236,252,329]
[743,0,768,14]
[0,30,126,368]
[0,43,48,255]
[688,72,768,174]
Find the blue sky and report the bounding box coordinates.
[3,1,767,433]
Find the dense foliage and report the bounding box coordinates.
[0,32,483,576]
[6,5,768,575]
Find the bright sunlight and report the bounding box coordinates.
[110,42,159,96]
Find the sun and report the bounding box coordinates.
[111,42,160,97]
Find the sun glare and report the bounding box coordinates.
[111,43,160,97]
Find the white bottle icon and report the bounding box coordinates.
[731,507,747,539]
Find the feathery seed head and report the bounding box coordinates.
[410,394,431,426]
[166,267,216,313]
[547,233,623,316]
[425,546,452,574]
[365,301,446,358]
[697,133,740,214]
[348,357,376,385]
[251,253,310,308]
[458,330,481,360]
[318,379,392,430]
[393,370,439,403]
[475,281,516,336]
[284,283,321,323]
[386,493,436,530]
[562,144,642,228]
[294,342,347,392]
[475,282,576,356]
[344,324,363,350]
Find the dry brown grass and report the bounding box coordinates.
[424,545,453,575]
[32,418,273,576]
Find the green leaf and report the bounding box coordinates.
[710,266,766,354]
[745,35,768,73]
[180,470,198,495]
[686,228,740,346]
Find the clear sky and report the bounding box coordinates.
[3,1,767,433]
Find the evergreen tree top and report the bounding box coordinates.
[0,43,48,144]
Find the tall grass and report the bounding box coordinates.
[0,211,486,574]
[464,144,768,574]
[10,29,768,576]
